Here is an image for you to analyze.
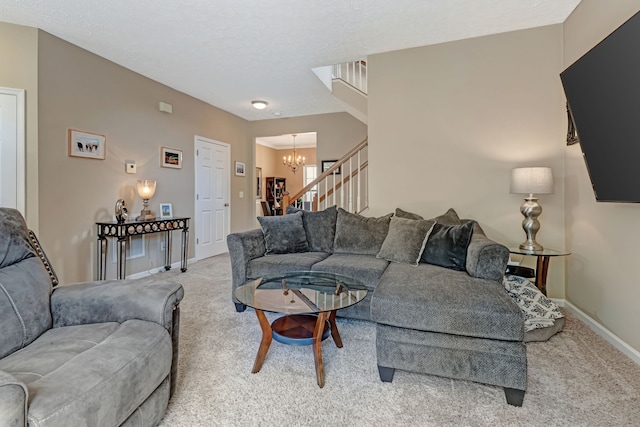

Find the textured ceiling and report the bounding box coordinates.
[1,0,581,121]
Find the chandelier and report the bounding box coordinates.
[282,134,306,174]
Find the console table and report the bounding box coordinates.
[507,246,570,296]
[96,217,190,280]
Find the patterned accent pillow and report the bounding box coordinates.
[377,216,436,265]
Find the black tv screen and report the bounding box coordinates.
[560,10,640,203]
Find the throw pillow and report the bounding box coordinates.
[377,216,436,266]
[394,208,424,220]
[285,205,338,252]
[257,211,309,255]
[421,221,475,271]
[333,208,393,256]
[432,208,462,225]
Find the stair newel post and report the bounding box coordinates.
[282,194,290,215]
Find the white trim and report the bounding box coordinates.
[0,87,26,215]
[125,258,196,280]
[554,299,640,366]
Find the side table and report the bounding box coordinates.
[507,246,570,296]
[96,217,190,280]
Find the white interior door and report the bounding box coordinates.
[195,136,230,259]
[0,87,25,214]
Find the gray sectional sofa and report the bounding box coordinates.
[227,206,527,406]
[0,208,183,426]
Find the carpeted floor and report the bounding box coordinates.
[158,254,640,426]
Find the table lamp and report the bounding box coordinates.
[136,180,157,221]
[510,167,553,251]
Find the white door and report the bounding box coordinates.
[0,88,25,214]
[195,136,230,259]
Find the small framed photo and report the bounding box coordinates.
[161,147,183,169]
[322,160,341,175]
[235,161,246,176]
[68,129,106,160]
[159,203,173,219]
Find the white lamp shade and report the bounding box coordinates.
[510,167,554,195]
[136,180,156,199]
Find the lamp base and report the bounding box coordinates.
[136,210,155,221]
[519,241,543,252]
[519,196,543,253]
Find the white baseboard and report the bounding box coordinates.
[552,298,640,366]
[125,257,196,280]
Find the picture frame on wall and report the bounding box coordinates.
[235,161,246,176]
[68,129,106,160]
[159,203,173,219]
[161,147,183,169]
[321,160,341,175]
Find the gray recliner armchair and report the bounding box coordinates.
[0,208,183,427]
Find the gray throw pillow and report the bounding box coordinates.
[286,205,338,252]
[334,208,393,256]
[377,216,436,266]
[422,221,475,271]
[257,211,309,254]
[432,208,462,225]
[394,207,424,220]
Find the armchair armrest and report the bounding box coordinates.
[227,228,265,292]
[466,233,509,282]
[51,277,184,331]
[0,370,28,427]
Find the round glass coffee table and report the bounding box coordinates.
[234,271,367,388]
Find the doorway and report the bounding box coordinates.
[0,87,25,214]
[194,136,230,260]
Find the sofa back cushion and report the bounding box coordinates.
[286,205,337,252]
[0,208,53,359]
[258,211,309,254]
[333,208,392,256]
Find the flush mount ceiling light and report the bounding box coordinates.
[251,100,268,110]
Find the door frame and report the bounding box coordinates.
[193,135,231,261]
[0,87,26,214]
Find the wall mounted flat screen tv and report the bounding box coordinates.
[560,10,640,203]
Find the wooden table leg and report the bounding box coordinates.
[328,310,343,348]
[252,309,273,374]
[535,255,551,296]
[313,312,329,388]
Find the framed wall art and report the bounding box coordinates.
[161,147,183,169]
[235,161,246,176]
[256,167,262,198]
[68,129,106,160]
[321,160,341,175]
[159,203,173,219]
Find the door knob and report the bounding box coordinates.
[224,203,229,207]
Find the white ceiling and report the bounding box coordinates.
[256,132,317,150]
[1,0,581,121]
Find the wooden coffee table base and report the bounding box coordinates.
[251,310,342,388]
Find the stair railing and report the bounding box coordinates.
[333,60,367,94]
[283,138,368,214]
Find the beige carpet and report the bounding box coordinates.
[158,254,640,426]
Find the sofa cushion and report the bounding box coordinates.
[432,208,462,225]
[311,253,390,290]
[371,262,524,341]
[246,252,330,279]
[0,319,171,427]
[258,211,309,254]
[422,221,475,271]
[287,205,337,252]
[333,208,392,256]
[377,216,436,266]
[394,207,424,220]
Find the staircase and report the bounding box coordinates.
[283,138,368,214]
[312,59,368,124]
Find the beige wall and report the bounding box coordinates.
[0,22,39,230]
[563,0,640,352]
[255,144,278,201]
[37,31,252,284]
[368,25,566,295]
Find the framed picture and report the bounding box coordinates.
[235,161,246,176]
[68,129,106,160]
[321,160,341,175]
[161,147,183,169]
[256,167,262,199]
[159,203,173,219]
